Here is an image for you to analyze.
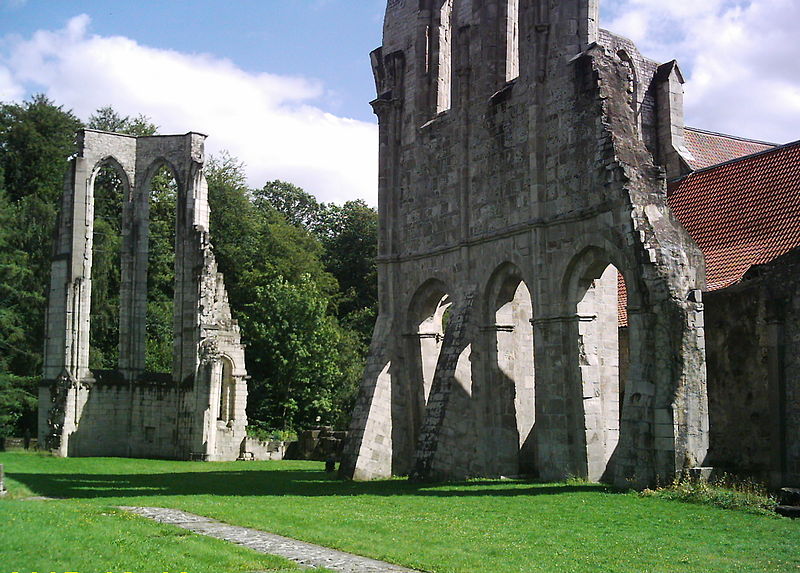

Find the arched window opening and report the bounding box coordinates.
[89,160,126,371]
[435,0,453,113]
[487,266,535,475]
[417,291,451,400]
[574,260,628,481]
[218,358,235,423]
[145,164,177,373]
[505,0,520,82]
[407,280,452,454]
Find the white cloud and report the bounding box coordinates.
[0,15,378,204]
[602,0,800,144]
[0,64,23,101]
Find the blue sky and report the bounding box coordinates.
[0,0,386,122]
[1,0,798,204]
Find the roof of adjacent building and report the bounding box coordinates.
[668,139,800,291]
[683,127,778,170]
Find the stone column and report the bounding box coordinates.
[532,314,586,481]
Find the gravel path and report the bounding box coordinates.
[119,506,423,573]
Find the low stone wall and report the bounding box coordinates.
[68,378,181,458]
[240,437,287,461]
[285,427,347,461]
[0,437,38,450]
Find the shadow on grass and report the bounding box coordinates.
[7,468,619,500]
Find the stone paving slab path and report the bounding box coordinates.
[119,506,423,573]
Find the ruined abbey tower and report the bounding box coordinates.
[39,130,248,460]
[341,0,710,486]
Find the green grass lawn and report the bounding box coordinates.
[1,452,799,573]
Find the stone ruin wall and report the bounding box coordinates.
[704,249,800,487]
[342,0,709,487]
[39,129,249,461]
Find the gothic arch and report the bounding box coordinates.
[483,262,536,475]
[562,245,632,481]
[86,155,132,372]
[89,156,132,199]
[141,157,182,192]
[407,278,453,404]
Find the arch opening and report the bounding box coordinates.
[505,0,520,82]
[218,357,235,423]
[409,283,451,403]
[406,280,452,457]
[572,256,629,482]
[88,158,129,371]
[486,265,535,475]
[145,162,178,373]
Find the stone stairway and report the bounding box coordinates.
[776,488,800,518]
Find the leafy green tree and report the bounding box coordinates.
[0,94,82,205]
[255,180,324,231]
[247,178,378,430]
[0,373,37,443]
[319,200,378,334]
[0,95,81,437]
[243,275,342,431]
[206,155,357,430]
[0,186,42,376]
[88,106,159,137]
[0,95,82,379]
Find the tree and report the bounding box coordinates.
[248,178,378,430]
[88,106,158,137]
[0,373,37,443]
[243,276,342,431]
[0,96,82,378]
[206,154,347,431]
[0,95,81,437]
[255,180,324,231]
[0,185,42,376]
[319,200,378,333]
[0,94,82,205]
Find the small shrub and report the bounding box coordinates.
[246,425,297,443]
[641,472,777,516]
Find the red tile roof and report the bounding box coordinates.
[668,139,800,291]
[618,139,800,327]
[684,127,777,170]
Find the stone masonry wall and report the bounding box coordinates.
[705,248,800,487]
[68,377,180,458]
[342,0,708,487]
[41,129,249,462]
